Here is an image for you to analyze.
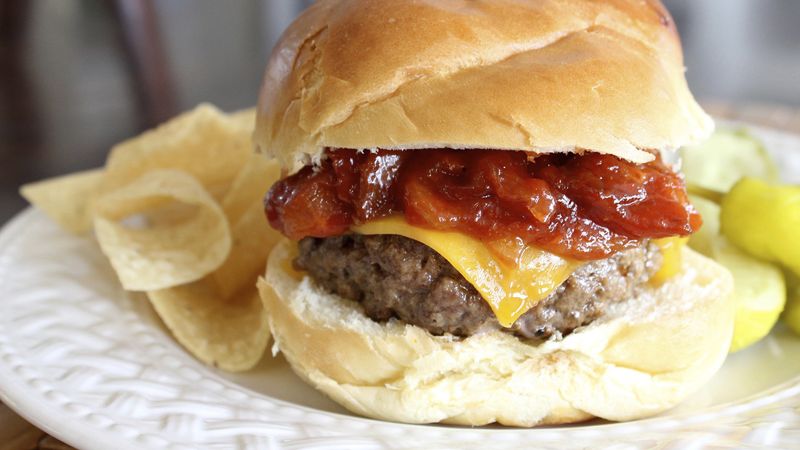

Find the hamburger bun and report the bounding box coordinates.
[255,0,713,174]
[258,240,734,426]
[255,0,732,427]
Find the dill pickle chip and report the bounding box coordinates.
[720,178,800,276]
[681,128,779,197]
[712,239,786,352]
[783,278,800,337]
[687,194,720,257]
[688,193,785,351]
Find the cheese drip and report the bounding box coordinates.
[652,236,688,284]
[354,217,581,327]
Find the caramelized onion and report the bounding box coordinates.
[265,149,700,261]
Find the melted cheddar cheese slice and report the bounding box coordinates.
[354,217,582,327]
[353,218,686,327]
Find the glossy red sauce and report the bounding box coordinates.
[265,149,701,261]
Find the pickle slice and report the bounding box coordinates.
[783,274,800,337]
[720,178,800,276]
[681,128,779,197]
[687,194,720,257]
[687,194,785,351]
[713,239,786,352]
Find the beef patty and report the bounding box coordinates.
[295,234,663,339]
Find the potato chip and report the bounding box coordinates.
[212,204,281,300]
[149,278,270,372]
[102,104,254,199]
[19,103,280,373]
[222,154,280,223]
[147,151,279,371]
[20,169,105,234]
[213,155,282,299]
[93,169,231,291]
[228,108,257,132]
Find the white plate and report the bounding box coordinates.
[2,124,800,450]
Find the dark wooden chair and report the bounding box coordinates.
[1,0,178,128]
[110,0,177,126]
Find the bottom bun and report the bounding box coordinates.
[258,239,735,426]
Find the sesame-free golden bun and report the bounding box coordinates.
[254,0,731,427]
[254,0,713,174]
[258,240,734,426]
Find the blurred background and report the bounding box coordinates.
[1,0,799,223]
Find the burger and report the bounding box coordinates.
[254,0,735,426]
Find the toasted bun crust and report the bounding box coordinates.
[255,0,713,174]
[258,240,734,426]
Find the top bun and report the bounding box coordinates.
[255,0,713,174]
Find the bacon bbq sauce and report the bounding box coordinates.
[265,149,701,262]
